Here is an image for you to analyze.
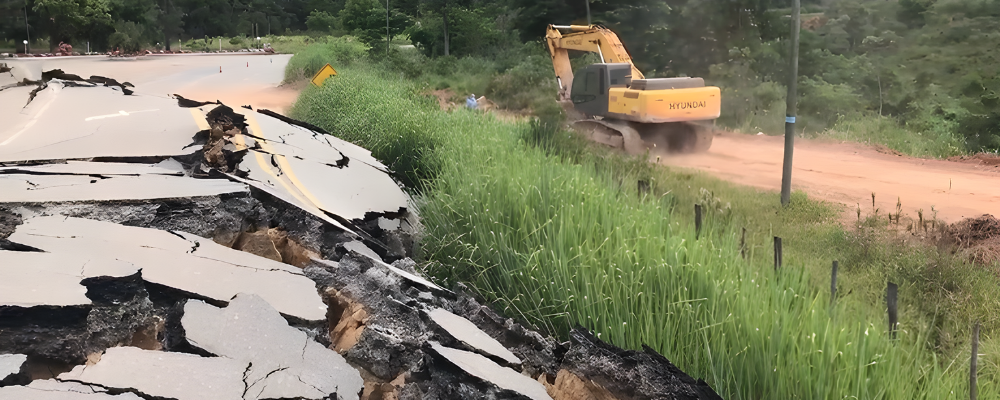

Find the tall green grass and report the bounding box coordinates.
[290,61,996,399]
[810,113,966,159]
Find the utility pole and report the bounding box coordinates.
[585,0,591,25]
[780,0,801,206]
[387,0,390,56]
[24,2,30,54]
[442,0,449,56]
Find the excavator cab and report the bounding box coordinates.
[570,63,632,116]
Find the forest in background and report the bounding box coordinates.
[1,0,997,153]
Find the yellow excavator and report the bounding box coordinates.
[546,24,720,153]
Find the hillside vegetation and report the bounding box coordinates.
[288,42,1000,398]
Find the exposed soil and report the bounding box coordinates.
[659,131,1000,223]
[427,88,529,122]
[942,214,1000,266]
[948,152,1000,167]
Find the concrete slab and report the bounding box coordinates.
[0,161,183,176]
[225,172,354,234]
[0,353,27,381]
[242,112,347,167]
[0,83,206,163]
[183,294,364,400]
[230,109,406,221]
[0,86,36,120]
[428,308,521,365]
[358,253,446,292]
[0,174,247,203]
[173,231,303,275]
[0,251,138,307]
[240,108,386,171]
[282,155,407,221]
[26,379,108,394]
[7,216,327,321]
[58,347,247,400]
[0,384,142,399]
[342,240,382,262]
[428,341,551,400]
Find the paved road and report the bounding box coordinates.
[3,54,298,112]
[0,53,407,234]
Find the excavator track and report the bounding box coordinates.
[571,119,713,155]
[634,121,714,154]
[572,119,646,155]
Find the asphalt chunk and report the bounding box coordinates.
[183,293,364,400]
[58,346,247,400]
[8,216,326,321]
[428,341,551,400]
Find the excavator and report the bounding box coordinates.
[545,24,720,153]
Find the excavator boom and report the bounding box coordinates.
[546,25,643,100]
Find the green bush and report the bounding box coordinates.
[380,47,429,79]
[710,60,787,135]
[305,11,338,33]
[798,76,866,130]
[107,21,145,52]
[485,54,557,111]
[283,37,370,82]
[812,113,965,158]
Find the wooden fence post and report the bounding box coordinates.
[695,204,703,240]
[971,321,980,400]
[887,282,898,339]
[831,261,838,306]
[739,227,747,259]
[773,237,782,271]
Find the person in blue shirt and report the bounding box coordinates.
[466,94,478,110]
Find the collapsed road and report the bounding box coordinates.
[0,61,723,400]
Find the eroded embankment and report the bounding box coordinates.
[0,67,721,400]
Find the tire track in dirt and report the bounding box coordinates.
[660,132,1000,223]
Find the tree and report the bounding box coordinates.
[340,0,409,47]
[406,1,519,58]
[156,0,184,50]
[306,10,337,32]
[33,0,113,50]
[107,20,145,52]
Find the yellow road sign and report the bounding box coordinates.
[310,64,338,87]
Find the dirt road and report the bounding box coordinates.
[660,132,1000,223]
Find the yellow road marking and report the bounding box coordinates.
[189,108,210,131]
[242,112,328,211]
[192,106,311,210]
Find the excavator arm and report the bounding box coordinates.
[545,24,645,101]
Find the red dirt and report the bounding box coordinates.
[948,153,1000,167]
[659,132,1000,223]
